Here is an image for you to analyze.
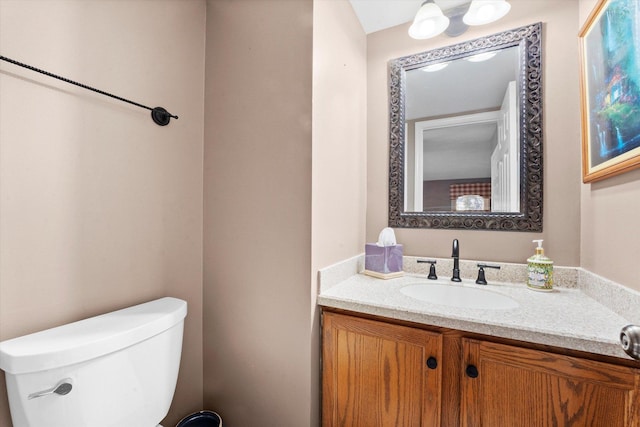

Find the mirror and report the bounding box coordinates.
[388,23,543,231]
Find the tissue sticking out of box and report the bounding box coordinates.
[376,227,397,247]
[365,228,403,279]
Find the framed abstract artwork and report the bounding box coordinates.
[580,0,640,182]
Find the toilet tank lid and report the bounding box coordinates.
[0,297,187,375]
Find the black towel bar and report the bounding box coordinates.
[0,55,178,126]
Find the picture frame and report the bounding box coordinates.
[579,0,640,183]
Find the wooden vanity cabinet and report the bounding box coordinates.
[322,312,443,427]
[322,310,640,427]
[461,338,640,427]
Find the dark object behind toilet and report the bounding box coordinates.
[176,410,222,427]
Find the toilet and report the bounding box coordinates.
[0,297,187,427]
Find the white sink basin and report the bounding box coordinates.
[400,283,519,310]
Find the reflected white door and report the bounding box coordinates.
[491,81,519,212]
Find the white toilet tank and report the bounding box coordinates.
[0,297,187,427]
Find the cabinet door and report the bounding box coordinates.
[322,312,443,427]
[461,338,640,427]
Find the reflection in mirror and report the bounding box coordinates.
[406,47,519,213]
[389,23,542,231]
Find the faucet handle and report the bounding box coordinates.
[476,264,501,285]
[417,259,438,280]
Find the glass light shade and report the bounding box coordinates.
[408,1,450,40]
[463,0,511,26]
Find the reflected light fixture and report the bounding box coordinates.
[465,51,497,62]
[421,62,450,72]
[408,0,450,40]
[463,0,511,26]
[408,0,511,40]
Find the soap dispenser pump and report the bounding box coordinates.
[527,239,554,291]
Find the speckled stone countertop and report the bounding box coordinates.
[318,255,640,361]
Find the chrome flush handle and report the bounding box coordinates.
[28,378,73,400]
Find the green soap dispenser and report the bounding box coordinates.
[527,239,554,291]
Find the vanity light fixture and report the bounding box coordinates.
[408,0,511,40]
[408,0,450,40]
[463,0,511,26]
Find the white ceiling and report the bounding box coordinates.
[348,0,471,34]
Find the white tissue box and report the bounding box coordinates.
[364,243,403,279]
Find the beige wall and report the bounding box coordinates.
[312,0,367,273]
[367,1,582,267]
[0,1,205,426]
[578,0,640,292]
[312,0,367,423]
[203,0,316,425]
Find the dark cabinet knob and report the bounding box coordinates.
[426,357,438,369]
[466,364,479,378]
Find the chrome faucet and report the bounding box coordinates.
[451,239,461,282]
